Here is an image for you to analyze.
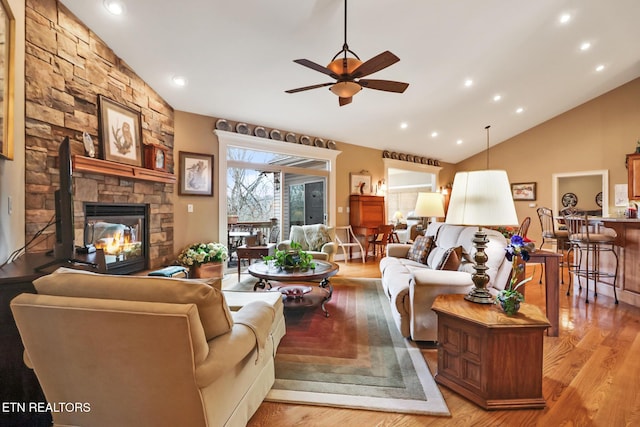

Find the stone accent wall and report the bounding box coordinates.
[24,0,175,268]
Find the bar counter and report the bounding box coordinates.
[590,217,640,307]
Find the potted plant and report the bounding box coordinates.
[263,241,316,271]
[495,235,536,315]
[178,242,228,279]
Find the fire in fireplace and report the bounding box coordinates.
[83,203,149,274]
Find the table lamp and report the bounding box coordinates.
[414,192,445,225]
[445,170,518,303]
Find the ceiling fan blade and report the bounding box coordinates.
[293,59,339,79]
[359,79,409,93]
[339,96,352,106]
[285,82,334,94]
[351,51,400,78]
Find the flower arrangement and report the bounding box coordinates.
[178,242,228,267]
[495,235,536,315]
[263,241,316,271]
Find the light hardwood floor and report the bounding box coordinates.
[243,259,640,427]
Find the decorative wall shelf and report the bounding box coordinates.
[73,155,176,184]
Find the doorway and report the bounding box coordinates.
[552,170,609,217]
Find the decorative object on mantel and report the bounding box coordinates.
[235,122,250,135]
[285,132,297,143]
[270,129,283,141]
[178,242,228,280]
[82,131,95,157]
[178,151,214,196]
[326,140,337,149]
[143,143,168,172]
[382,149,439,166]
[314,137,325,148]
[254,126,268,138]
[300,135,312,145]
[98,95,143,167]
[215,119,231,131]
[496,235,535,315]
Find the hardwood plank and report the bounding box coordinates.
[241,260,640,426]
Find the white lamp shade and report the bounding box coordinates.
[445,170,518,226]
[414,192,445,218]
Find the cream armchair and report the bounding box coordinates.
[10,268,285,427]
[278,224,337,261]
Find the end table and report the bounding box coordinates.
[431,294,550,410]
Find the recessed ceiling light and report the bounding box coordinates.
[431,131,438,138]
[516,107,524,114]
[595,64,605,72]
[104,0,125,15]
[400,122,408,129]
[559,13,571,24]
[493,94,502,102]
[172,75,188,86]
[464,79,473,87]
[580,42,591,51]
[456,139,463,145]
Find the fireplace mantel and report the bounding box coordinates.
[73,155,176,184]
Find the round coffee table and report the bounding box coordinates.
[247,260,339,317]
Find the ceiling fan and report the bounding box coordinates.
[285,0,409,106]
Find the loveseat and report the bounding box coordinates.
[10,267,285,427]
[379,222,511,341]
[278,224,337,261]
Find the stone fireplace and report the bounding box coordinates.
[82,203,149,274]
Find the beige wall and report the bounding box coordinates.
[456,76,640,244]
[173,111,457,254]
[173,111,220,252]
[0,0,24,262]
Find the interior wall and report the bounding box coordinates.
[558,175,602,212]
[0,0,25,263]
[456,76,640,244]
[173,111,219,252]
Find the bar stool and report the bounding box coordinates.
[536,207,570,286]
[563,211,619,304]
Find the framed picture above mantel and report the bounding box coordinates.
[98,95,143,167]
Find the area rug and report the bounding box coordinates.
[228,276,450,416]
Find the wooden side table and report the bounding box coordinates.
[236,244,275,281]
[431,294,550,410]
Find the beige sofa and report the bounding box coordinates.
[379,222,511,341]
[278,224,337,261]
[10,268,285,427]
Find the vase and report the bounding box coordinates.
[190,262,224,290]
[497,294,521,316]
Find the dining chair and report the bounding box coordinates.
[334,225,365,263]
[371,224,394,258]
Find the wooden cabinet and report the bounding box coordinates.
[627,153,640,200]
[349,195,385,227]
[431,294,550,410]
[349,195,385,258]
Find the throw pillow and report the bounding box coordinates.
[437,246,464,271]
[407,235,433,264]
[304,225,332,251]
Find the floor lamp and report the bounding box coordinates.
[445,170,518,303]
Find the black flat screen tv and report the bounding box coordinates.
[54,136,75,261]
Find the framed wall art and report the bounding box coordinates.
[98,95,143,167]
[350,172,372,194]
[0,0,15,160]
[179,151,214,196]
[511,182,536,201]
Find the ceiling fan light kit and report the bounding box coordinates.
[286,0,408,106]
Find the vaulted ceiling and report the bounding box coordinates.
[60,0,640,164]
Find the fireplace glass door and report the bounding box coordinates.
[83,203,149,274]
